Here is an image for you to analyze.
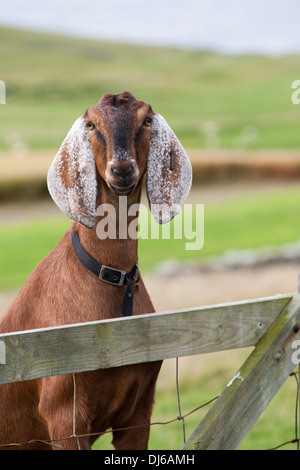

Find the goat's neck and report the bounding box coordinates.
[77,182,142,272]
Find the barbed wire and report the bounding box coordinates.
[0,395,219,449]
[0,367,299,450]
[176,357,186,444]
[267,370,300,451]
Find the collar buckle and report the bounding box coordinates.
[99,265,126,286]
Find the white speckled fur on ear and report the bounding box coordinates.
[47,116,98,228]
[146,114,192,224]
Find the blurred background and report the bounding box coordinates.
[1,0,300,450]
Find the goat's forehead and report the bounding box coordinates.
[99,92,143,107]
[85,94,153,126]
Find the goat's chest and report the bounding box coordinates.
[82,361,161,433]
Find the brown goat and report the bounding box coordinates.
[0,91,192,450]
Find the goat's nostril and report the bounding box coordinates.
[111,165,134,180]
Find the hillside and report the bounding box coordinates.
[0,26,300,151]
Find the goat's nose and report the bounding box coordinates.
[111,164,134,180]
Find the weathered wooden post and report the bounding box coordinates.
[182,294,300,450]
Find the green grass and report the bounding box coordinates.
[139,185,300,273]
[1,186,300,291]
[1,27,300,151]
[0,217,71,290]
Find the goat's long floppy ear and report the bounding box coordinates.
[47,116,98,229]
[146,114,192,224]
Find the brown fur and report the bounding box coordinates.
[0,92,162,450]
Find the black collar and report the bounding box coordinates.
[71,231,139,317]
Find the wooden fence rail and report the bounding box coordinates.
[0,294,293,384]
[0,292,299,450]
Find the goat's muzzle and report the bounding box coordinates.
[106,159,139,196]
[111,163,134,180]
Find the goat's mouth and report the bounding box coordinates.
[109,183,136,196]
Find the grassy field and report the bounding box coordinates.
[0,27,300,152]
[0,185,300,291]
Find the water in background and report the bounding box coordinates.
[0,0,300,55]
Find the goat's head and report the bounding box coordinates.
[47,91,192,228]
[85,92,153,199]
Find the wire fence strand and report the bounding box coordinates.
[176,357,186,444]
[0,396,219,449]
[267,371,300,451]
[72,373,81,450]
[1,369,300,450]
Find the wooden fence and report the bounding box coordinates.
[0,290,300,450]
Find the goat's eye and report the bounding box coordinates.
[143,118,152,127]
[87,122,95,131]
